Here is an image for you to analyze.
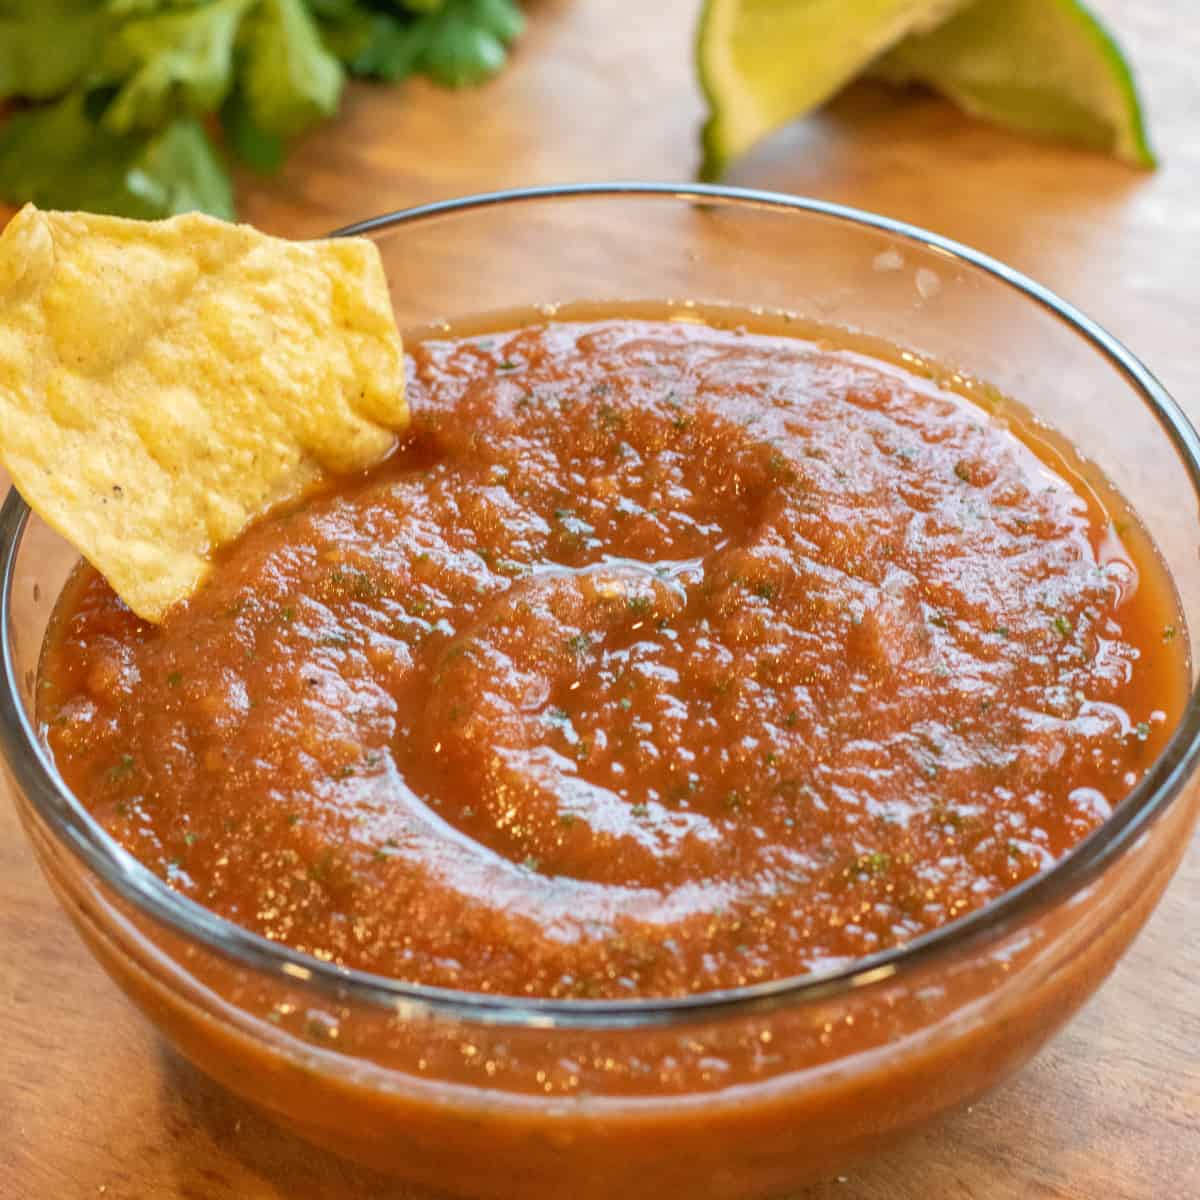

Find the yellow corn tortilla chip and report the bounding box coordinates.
[0,204,407,622]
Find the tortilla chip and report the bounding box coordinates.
[0,204,407,622]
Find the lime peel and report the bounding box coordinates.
[697,0,1156,178]
[697,0,975,180]
[873,0,1156,167]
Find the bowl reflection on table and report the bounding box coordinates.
[3,184,1200,1200]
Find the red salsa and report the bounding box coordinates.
[39,313,1187,999]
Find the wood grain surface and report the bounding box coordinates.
[1,1,1198,1196]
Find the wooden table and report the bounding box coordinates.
[2,2,1197,1196]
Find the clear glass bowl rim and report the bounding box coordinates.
[3,181,1200,1032]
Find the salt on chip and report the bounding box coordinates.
[0,204,407,622]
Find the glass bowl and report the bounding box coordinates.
[3,184,1200,1200]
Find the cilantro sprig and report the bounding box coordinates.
[0,0,524,220]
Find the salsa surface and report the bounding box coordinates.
[40,315,1187,999]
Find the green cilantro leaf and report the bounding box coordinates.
[417,0,524,88]
[241,0,344,138]
[97,0,255,134]
[0,0,524,219]
[107,2,219,13]
[0,1,110,101]
[338,13,427,82]
[315,1,521,86]
[0,91,234,220]
[220,85,286,170]
[134,112,236,218]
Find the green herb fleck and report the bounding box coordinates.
[954,461,972,483]
[166,671,183,687]
[1135,721,1151,741]
[631,802,650,819]
[1163,624,1178,643]
[1052,614,1073,638]
[857,850,891,876]
[597,404,622,433]
[105,754,136,785]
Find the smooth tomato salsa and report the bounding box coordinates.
[39,314,1187,999]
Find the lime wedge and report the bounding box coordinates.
[873,0,1155,166]
[697,0,974,180]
